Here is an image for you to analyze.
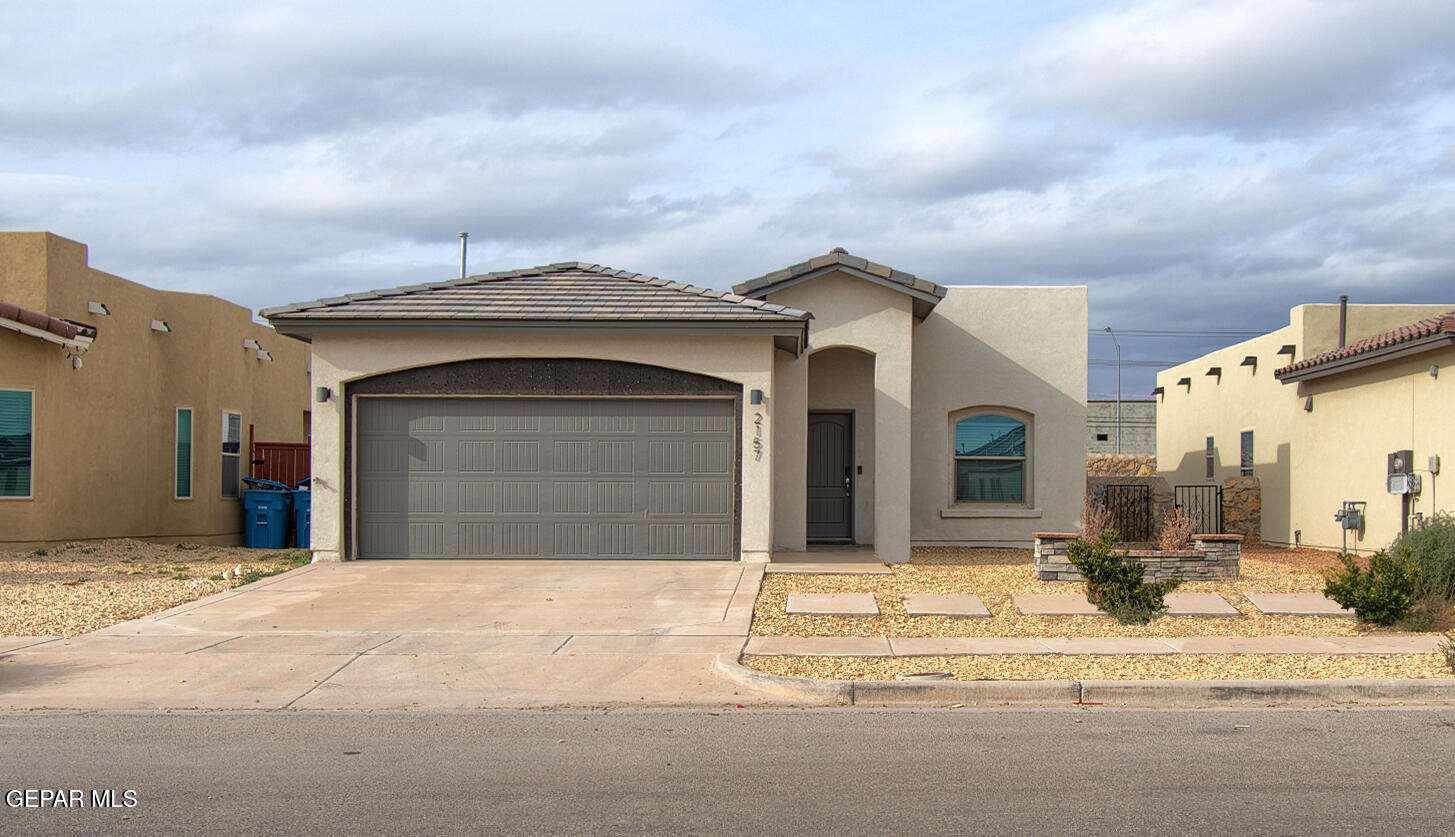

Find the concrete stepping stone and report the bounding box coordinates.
[902,594,990,618]
[1163,593,1241,617]
[785,593,880,616]
[1243,592,1355,618]
[766,563,893,575]
[1012,594,1103,616]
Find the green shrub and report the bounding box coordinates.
[1067,529,1182,625]
[1439,633,1455,675]
[1323,551,1420,625]
[1390,512,1455,600]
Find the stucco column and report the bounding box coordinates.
[308,352,346,562]
[739,341,777,563]
[874,325,913,563]
[772,350,808,551]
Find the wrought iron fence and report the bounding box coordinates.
[1097,483,1153,541]
[1175,485,1224,535]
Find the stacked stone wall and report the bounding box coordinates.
[1087,454,1157,477]
[1032,533,1241,583]
[1222,476,1261,543]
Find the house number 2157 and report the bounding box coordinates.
[752,412,764,462]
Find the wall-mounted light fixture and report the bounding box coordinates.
[256,349,273,361]
[88,301,110,315]
[315,386,332,403]
[1432,365,1440,379]
[1304,396,1314,412]
[150,320,171,332]
[749,389,763,405]
[243,338,261,350]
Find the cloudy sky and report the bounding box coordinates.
[4,0,1454,397]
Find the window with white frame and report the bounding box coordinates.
[0,389,32,498]
[952,411,1028,504]
[221,411,241,498]
[175,408,193,499]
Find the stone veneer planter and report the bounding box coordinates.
[1032,532,1242,583]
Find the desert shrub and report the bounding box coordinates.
[1323,551,1420,625]
[1067,529,1182,625]
[1439,633,1455,675]
[1080,495,1114,543]
[1390,512,1455,600]
[1156,507,1197,552]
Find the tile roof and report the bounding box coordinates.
[260,262,810,323]
[732,247,946,301]
[0,299,96,343]
[1276,308,1455,377]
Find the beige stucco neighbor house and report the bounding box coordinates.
[263,249,1086,563]
[0,232,312,548]
[1156,302,1454,553]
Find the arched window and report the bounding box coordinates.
[953,413,1026,503]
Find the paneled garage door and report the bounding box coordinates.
[355,397,736,559]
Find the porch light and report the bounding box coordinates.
[750,389,763,405]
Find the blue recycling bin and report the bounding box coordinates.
[291,478,312,548]
[242,478,293,549]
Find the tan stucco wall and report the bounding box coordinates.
[767,271,915,561]
[806,347,876,544]
[0,232,311,546]
[1157,303,1454,552]
[910,285,1087,545]
[306,331,777,562]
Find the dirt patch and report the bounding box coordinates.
[743,653,1454,681]
[0,540,311,637]
[751,545,1420,639]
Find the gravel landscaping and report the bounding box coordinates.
[752,544,1426,640]
[746,544,1455,681]
[0,540,311,637]
[744,653,1454,681]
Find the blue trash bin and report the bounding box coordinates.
[242,478,293,549]
[291,478,312,549]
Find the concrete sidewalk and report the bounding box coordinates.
[743,634,1447,657]
[0,560,791,710]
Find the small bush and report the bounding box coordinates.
[1156,508,1197,552]
[1080,496,1114,544]
[1439,633,1455,675]
[1323,551,1420,625]
[31,548,47,557]
[1067,529,1182,625]
[1390,512,1455,600]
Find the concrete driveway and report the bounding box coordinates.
[0,560,782,710]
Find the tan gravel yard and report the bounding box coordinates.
[752,546,1419,640]
[0,540,311,637]
[744,653,1454,681]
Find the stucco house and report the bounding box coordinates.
[1156,302,1453,553]
[0,232,312,548]
[262,249,1086,563]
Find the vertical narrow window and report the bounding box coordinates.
[175,408,193,498]
[953,413,1027,503]
[0,389,33,498]
[1240,430,1254,477]
[1204,435,1215,480]
[221,411,241,498]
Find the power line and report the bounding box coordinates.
[1089,359,1177,367]
[1089,329,1264,337]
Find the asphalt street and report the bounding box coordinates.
[3,707,1453,836]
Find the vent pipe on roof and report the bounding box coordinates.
[1338,295,1348,348]
[458,232,469,279]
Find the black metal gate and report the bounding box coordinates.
[1099,484,1153,541]
[1175,485,1224,534]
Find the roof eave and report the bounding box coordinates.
[1275,333,1455,383]
[0,316,95,350]
[267,316,809,348]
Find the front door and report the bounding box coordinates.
[806,411,852,540]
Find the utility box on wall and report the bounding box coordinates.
[1388,450,1414,476]
[1387,450,1421,495]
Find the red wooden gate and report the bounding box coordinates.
[249,425,310,486]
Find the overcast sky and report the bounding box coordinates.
[4,0,1454,398]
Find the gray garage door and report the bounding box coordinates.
[356,397,736,559]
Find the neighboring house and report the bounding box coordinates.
[0,232,312,548]
[263,249,1086,563]
[1087,399,1155,455]
[1156,302,1454,553]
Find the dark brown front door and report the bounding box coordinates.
[806,412,852,540]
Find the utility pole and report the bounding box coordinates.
[1103,326,1121,454]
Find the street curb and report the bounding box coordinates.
[718,655,1455,707]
